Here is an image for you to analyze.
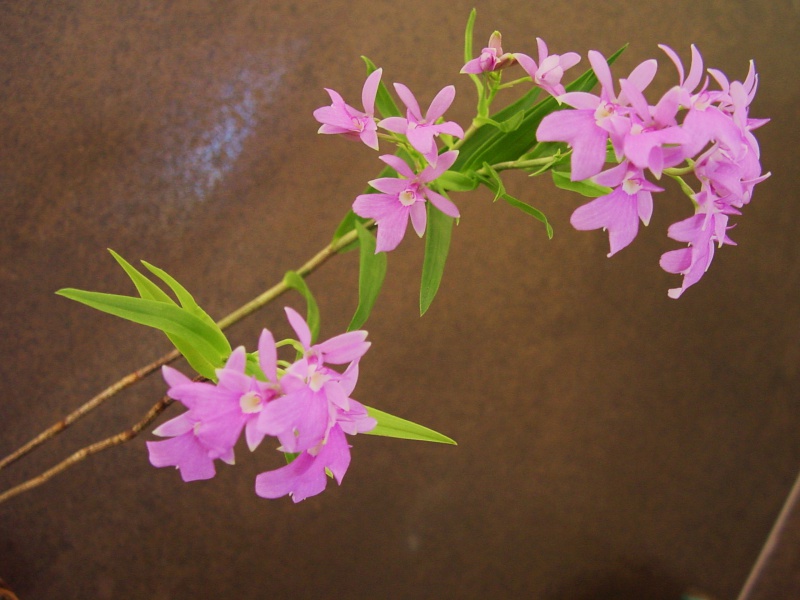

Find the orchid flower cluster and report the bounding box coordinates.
[4,11,769,508]
[537,46,769,298]
[314,23,768,298]
[147,308,375,503]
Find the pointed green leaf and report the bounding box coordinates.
[364,406,457,444]
[436,170,478,192]
[473,109,525,132]
[348,222,387,331]
[551,170,613,198]
[420,203,454,316]
[463,8,477,64]
[141,260,230,355]
[361,55,401,119]
[109,249,174,304]
[56,289,228,373]
[283,271,320,344]
[477,163,553,238]
[106,250,224,379]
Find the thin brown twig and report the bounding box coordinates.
[0,397,175,505]
[0,349,181,471]
[0,220,371,479]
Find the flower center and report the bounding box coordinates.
[306,364,330,392]
[622,175,643,195]
[594,102,615,125]
[239,391,263,414]
[399,188,417,207]
[351,116,365,132]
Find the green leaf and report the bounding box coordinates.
[473,110,525,133]
[364,406,457,444]
[109,249,173,304]
[420,203,454,316]
[477,163,553,238]
[106,250,225,380]
[348,222,387,331]
[56,289,229,374]
[361,55,401,119]
[463,8,477,64]
[283,271,320,344]
[551,170,613,198]
[436,170,478,192]
[140,260,230,353]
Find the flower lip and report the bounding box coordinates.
[239,391,263,414]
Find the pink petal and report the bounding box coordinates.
[377,116,409,134]
[660,247,692,274]
[425,189,460,218]
[626,59,658,93]
[426,85,456,122]
[285,307,312,349]
[514,52,538,79]
[361,68,382,115]
[245,418,266,452]
[258,328,278,382]
[409,201,427,237]
[224,346,247,373]
[152,412,195,437]
[393,83,422,121]
[316,330,370,364]
[147,433,216,482]
[570,189,639,256]
[255,452,324,502]
[421,150,459,181]
[588,50,615,99]
[379,154,416,179]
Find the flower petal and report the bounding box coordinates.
[285,307,312,349]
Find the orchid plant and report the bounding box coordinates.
[0,10,768,505]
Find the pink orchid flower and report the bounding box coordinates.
[570,161,662,257]
[353,151,461,252]
[379,84,464,164]
[514,37,581,98]
[461,31,516,74]
[313,69,383,150]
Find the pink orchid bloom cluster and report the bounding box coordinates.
[536,46,768,298]
[462,33,582,99]
[147,307,376,503]
[314,68,466,253]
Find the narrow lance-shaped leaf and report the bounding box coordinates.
[348,222,387,331]
[141,260,230,356]
[107,250,224,380]
[420,202,454,316]
[477,163,554,238]
[364,406,457,444]
[56,290,229,371]
[473,110,525,133]
[436,170,479,192]
[463,8,477,64]
[109,249,173,304]
[551,170,613,198]
[283,271,321,344]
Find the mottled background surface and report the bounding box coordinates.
[1,1,798,598]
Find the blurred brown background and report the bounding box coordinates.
[1,1,798,598]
